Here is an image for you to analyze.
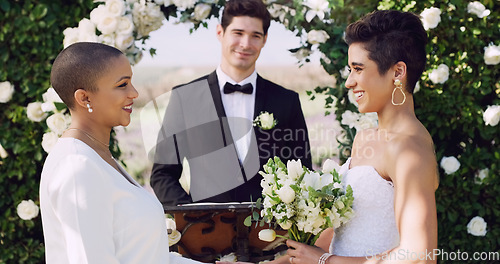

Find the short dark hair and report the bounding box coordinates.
[221,0,271,35]
[50,42,124,109]
[345,10,428,93]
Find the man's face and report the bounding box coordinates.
[217,16,267,78]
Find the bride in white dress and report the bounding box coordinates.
[218,10,439,264]
[285,10,439,264]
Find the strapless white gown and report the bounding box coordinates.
[330,158,400,257]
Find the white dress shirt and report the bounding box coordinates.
[216,66,257,162]
[40,138,201,264]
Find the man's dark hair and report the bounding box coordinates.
[50,42,124,109]
[345,10,428,93]
[221,0,271,35]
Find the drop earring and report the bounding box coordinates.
[86,103,93,113]
[392,79,406,106]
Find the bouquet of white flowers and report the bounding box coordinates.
[247,157,354,245]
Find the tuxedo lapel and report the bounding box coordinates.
[253,75,268,119]
[207,71,227,118]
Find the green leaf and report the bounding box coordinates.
[243,215,252,227]
[0,0,10,12]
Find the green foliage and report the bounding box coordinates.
[0,1,95,263]
[1,0,498,263]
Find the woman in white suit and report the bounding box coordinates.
[39,42,203,264]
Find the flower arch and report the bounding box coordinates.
[3,0,498,262]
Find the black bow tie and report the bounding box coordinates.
[223,82,253,94]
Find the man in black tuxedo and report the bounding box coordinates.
[150,0,311,206]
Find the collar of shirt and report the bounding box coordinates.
[216,66,257,95]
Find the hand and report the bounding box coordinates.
[286,240,326,264]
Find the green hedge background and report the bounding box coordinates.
[0,0,498,263]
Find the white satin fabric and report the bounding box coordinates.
[330,158,400,257]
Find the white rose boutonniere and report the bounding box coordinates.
[254,111,277,130]
[483,105,500,126]
[467,216,487,236]
[17,200,39,220]
[440,156,460,175]
[165,218,181,246]
[0,81,15,103]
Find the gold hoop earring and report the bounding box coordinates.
[86,103,93,113]
[392,79,406,106]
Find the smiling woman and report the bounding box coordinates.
[39,42,204,264]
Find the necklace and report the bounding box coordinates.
[66,128,110,148]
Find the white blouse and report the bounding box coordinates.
[40,138,200,264]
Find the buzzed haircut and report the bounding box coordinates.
[221,0,271,35]
[345,10,428,93]
[50,42,124,109]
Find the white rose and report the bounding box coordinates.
[484,44,500,65]
[132,1,165,38]
[322,159,341,174]
[193,3,211,21]
[276,185,295,204]
[475,168,489,184]
[46,113,71,136]
[115,33,135,51]
[467,1,490,18]
[428,64,449,84]
[27,102,48,122]
[78,18,96,35]
[0,142,8,159]
[307,30,329,45]
[259,112,275,130]
[341,110,359,129]
[483,105,500,126]
[467,216,487,236]
[340,65,350,79]
[172,0,196,9]
[440,156,460,175]
[97,15,119,35]
[420,7,441,30]
[354,113,378,131]
[220,253,238,262]
[106,0,126,17]
[0,81,15,103]
[42,132,59,153]
[90,4,107,25]
[258,229,276,242]
[63,27,80,48]
[98,34,115,47]
[41,87,63,112]
[16,200,39,220]
[286,159,303,180]
[116,15,134,36]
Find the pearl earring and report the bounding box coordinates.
[86,103,93,113]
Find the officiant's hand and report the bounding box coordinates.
[286,240,326,264]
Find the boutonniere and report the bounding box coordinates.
[253,111,277,130]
